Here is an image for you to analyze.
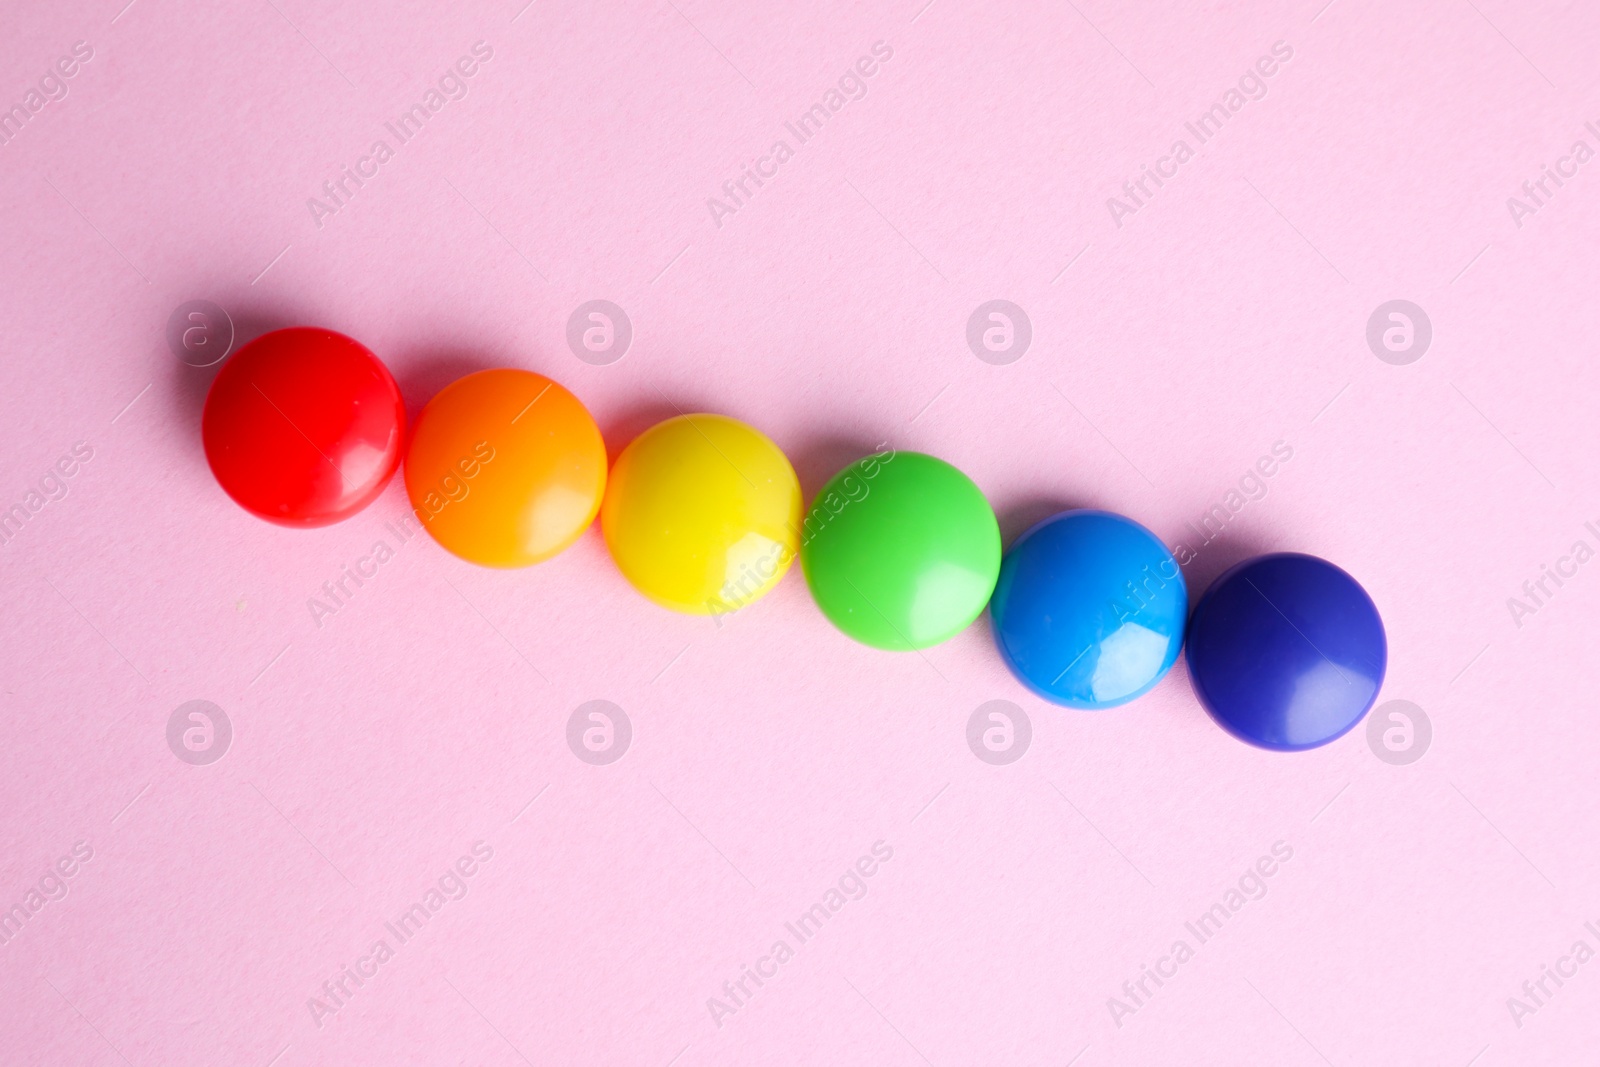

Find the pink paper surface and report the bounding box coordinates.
[2,1,1597,1064]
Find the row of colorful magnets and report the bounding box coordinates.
[202,328,1387,752]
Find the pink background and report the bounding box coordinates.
[2,0,1598,1063]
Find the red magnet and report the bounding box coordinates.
[202,327,405,526]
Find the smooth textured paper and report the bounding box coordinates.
[1,1,1597,1063]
